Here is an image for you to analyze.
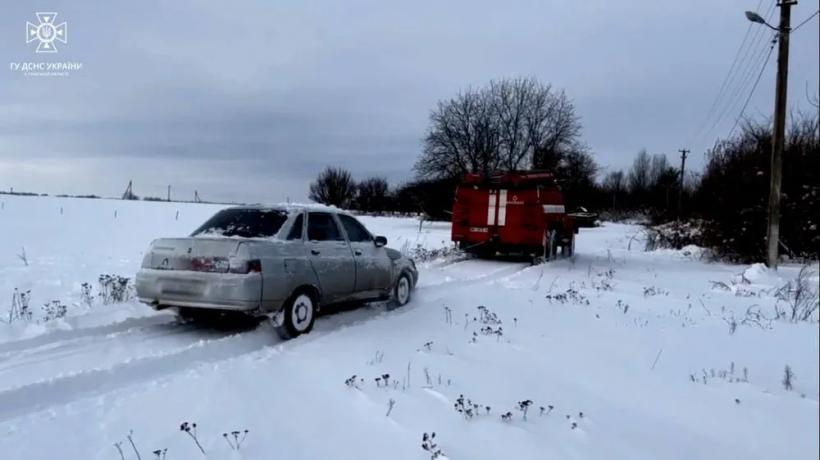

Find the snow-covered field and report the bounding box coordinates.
[0,195,817,460]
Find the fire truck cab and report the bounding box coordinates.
[451,171,577,260]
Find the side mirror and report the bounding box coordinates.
[374,236,387,247]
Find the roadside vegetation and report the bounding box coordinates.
[306,77,818,264]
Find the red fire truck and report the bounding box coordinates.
[451,171,577,260]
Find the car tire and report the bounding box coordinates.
[390,272,413,308]
[273,290,316,340]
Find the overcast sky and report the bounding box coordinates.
[1,1,817,203]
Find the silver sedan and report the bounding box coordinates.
[136,205,418,338]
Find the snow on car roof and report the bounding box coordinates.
[226,202,353,215]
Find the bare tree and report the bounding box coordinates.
[628,149,652,195]
[308,166,357,208]
[602,170,626,194]
[416,89,500,179]
[531,91,582,170]
[649,154,670,186]
[355,177,390,213]
[602,170,626,209]
[415,78,582,179]
[553,147,598,209]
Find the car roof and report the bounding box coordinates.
[225,203,354,216]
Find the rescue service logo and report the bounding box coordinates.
[26,12,67,53]
[9,12,83,77]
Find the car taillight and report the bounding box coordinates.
[190,256,229,272]
[229,258,262,274]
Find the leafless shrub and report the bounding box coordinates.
[691,362,749,385]
[421,432,444,459]
[782,365,795,391]
[6,288,33,323]
[773,266,819,322]
[127,430,142,460]
[722,304,774,334]
[179,422,206,455]
[739,305,773,329]
[17,247,28,266]
[222,429,249,450]
[644,220,705,251]
[308,166,356,208]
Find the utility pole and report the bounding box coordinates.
[766,0,796,269]
[677,149,689,220]
[122,180,134,200]
[167,185,171,202]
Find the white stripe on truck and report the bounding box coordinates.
[498,189,507,226]
[487,192,497,225]
[543,204,565,213]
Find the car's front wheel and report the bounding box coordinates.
[390,272,413,308]
[274,291,316,339]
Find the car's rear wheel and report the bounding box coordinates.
[390,273,412,308]
[274,291,316,339]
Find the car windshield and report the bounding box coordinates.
[191,208,288,238]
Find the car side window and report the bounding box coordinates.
[307,212,344,241]
[286,213,304,240]
[338,214,373,242]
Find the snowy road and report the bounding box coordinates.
[0,195,817,460]
[0,256,533,420]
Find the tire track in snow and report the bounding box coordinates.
[0,320,194,363]
[0,328,275,421]
[418,258,533,290]
[0,259,533,420]
[0,321,228,390]
[0,314,175,355]
[0,302,401,420]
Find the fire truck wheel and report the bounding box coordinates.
[543,230,558,261]
[564,236,575,257]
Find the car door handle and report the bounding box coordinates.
[354,250,362,256]
[311,249,320,255]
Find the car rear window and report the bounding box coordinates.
[191,209,288,238]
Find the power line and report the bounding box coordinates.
[727,33,777,139]
[690,0,777,147]
[712,2,776,123]
[792,9,819,32]
[698,1,778,144]
[702,33,771,141]
[724,30,777,117]
[692,0,763,140]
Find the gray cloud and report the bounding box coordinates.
[1,0,817,202]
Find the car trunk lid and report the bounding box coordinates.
[143,238,245,273]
